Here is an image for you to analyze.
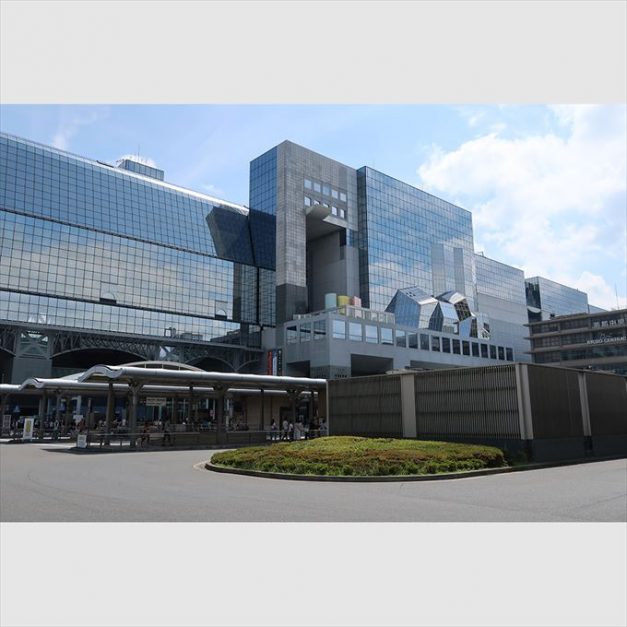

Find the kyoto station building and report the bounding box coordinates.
[0,132,610,396]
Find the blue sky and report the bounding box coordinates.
[1,104,625,309]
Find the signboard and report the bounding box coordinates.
[586,335,626,345]
[22,417,34,441]
[76,434,87,449]
[145,397,167,407]
[266,349,283,376]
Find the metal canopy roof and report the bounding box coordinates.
[78,365,327,390]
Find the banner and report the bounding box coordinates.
[22,417,34,441]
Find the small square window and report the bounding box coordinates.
[332,189,338,199]
[304,196,311,207]
[313,182,321,193]
[304,179,312,190]
[339,208,346,219]
[331,206,338,216]
[322,185,330,196]
[339,192,347,202]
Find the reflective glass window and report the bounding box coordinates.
[420,333,430,350]
[452,339,460,354]
[332,319,346,339]
[480,343,488,358]
[442,337,451,353]
[286,326,298,344]
[349,322,362,341]
[462,341,470,356]
[498,346,505,360]
[431,336,440,352]
[300,322,311,342]
[472,342,479,357]
[490,345,497,359]
[506,347,513,361]
[396,329,406,347]
[380,327,393,345]
[365,325,378,343]
[314,319,326,340]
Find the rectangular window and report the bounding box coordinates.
[472,342,479,357]
[452,339,460,354]
[304,179,312,190]
[490,345,497,359]
[420,333,430,350]
[314,319,326,340]
[322,185,330,196]
[498,346,505,360]
[313,182,321,193]
[480,343,488,358]
[431,336,440,352]
[331,206,338,216]
[365,325,378,343]
[304,196,311,207]
[462,341,470,356]
[339,192,347,202]
[396,329,406,347]
[339,208,346,219]
[349,322,362,342]
[380,327,393,345]
[408,333,418,349]
[506,347,514,361]
[442,337,451,353]
[331,189,338,199]
[300,322,311,342]
[286,325,298,344]
[332,319,346,339]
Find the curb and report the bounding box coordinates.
[204,455,626,482]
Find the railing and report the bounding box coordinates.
[4,427,327,448]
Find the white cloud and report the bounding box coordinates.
[417,105,627,310]
[575,272,627,310]
[51,108,108,151]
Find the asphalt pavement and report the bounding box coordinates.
[1,441,625,522]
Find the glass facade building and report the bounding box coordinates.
[525,276,589,322]
[357,167,476,313]
[1,134,602,382]
[0,133,274,382]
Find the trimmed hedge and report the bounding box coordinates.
[211,436,506,476]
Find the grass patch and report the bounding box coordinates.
[211,436,506,477]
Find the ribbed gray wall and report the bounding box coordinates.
[527,366,583,438]
[414,365,521,438]
[586,373,627,436]
[329,374,402,437]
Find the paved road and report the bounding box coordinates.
[1,442,625,521]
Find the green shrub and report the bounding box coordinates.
[211,436,506,477]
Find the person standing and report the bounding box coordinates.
[282,418,289,441]
[162,420,172,446]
